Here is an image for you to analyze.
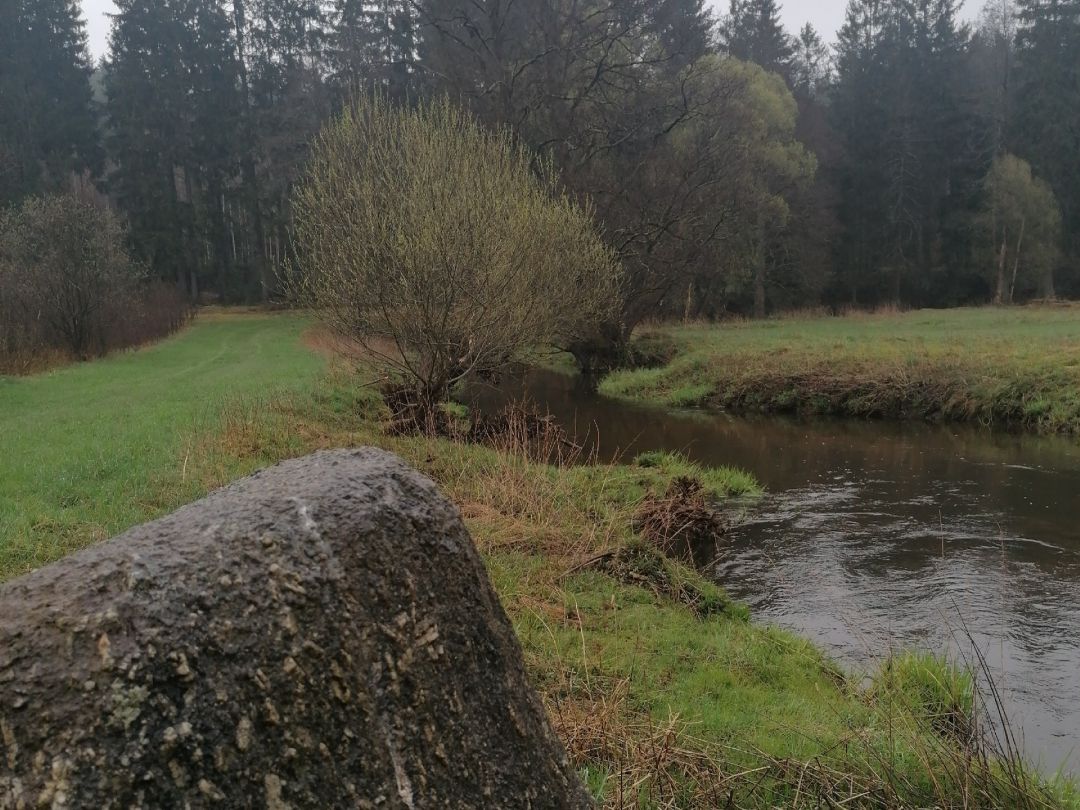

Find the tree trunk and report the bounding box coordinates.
[1010,215,1025,304]
[753,220,766,319]
[1039,267,1055,301]
[753,264,766,319]
[233,0,270,303]
[994,226,1008,305]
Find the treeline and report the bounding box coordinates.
[1,0,1078,329]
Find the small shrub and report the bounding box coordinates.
[291,94,623,409]
[0,193,191,372]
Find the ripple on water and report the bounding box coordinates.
[721,481,1080,774]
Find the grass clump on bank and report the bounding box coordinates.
[632,450,759,499]
[2,313,1075,808]
[601,306,1080,434]
[871,653,977,742]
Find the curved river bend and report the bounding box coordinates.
[468,368,1080,774]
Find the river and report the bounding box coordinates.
[467,367,1080,774]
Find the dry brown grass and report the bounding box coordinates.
[634,478,727,562]
[0,346,71,376]
[301,323,399,367]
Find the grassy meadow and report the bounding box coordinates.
[0,312,324,578]
[1,311,1076,807]
[602,305,1080,433]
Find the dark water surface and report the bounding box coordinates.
[467,368,1080,774]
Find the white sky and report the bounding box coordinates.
[79,0,976,62]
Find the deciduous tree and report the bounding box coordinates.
[291,95,622,405]
[979,154,1062,301]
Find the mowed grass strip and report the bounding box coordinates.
[601,305,1080,433]
[0,312,324,579]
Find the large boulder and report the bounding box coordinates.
[0,449,590,809]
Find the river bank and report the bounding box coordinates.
[600,306,1080,434]
[470,366,1080,780]
[2,313,1076,807]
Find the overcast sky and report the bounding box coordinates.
[80,0,972,62]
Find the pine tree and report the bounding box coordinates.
[0,0,98,203]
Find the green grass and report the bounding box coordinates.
[601,305,1080,433]
[0,312,324,578]
[870,652,976,737]
[631,450,759,498]
[1,311,1074,807]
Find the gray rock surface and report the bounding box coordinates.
[0,449,590,809]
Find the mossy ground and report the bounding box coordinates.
[1,312,1075,807]
[601,306,1080,434]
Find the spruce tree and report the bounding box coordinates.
[970,0,1019,157]
[791,23,830,99]
[330,0,416,94]
[1013,0,1080,292]
[832,0,981,305]
[719,0,795,80]
[0,0,98,203]
[106,0,243,297]
[233,0,330,297]
[246,0,327,104]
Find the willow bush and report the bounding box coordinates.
[291,95,622,407]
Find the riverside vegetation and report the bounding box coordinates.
[2,312,1077,808]
[7,3,1080,805]
[601,306,1080,434]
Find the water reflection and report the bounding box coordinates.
[467,368,1080,773]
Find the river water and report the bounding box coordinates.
[467,368,1080,774]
